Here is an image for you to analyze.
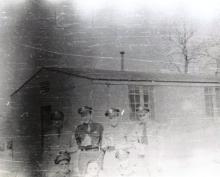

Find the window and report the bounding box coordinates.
[128,85,154,120]
[215,88,220,115]
[39,81,50,95]
[40,105,52,149]
[204,87,220,117]
[204,87,214,117]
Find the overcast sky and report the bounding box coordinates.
[1,0,220,19]
[1,0,220,77]
[42,0,220,21]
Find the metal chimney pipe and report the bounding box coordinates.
[120,51,125,71]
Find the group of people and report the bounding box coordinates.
[50,105,151,177]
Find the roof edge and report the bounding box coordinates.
[10,67,46,97]
[10,66,220,97]
[45,67,94,80]
[10,67,96,97]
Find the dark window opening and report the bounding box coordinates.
[39,81,50,95]
[128,85,154,120]
[204,87,220,117]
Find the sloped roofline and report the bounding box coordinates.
[10,68,44,97]
[10,67,105,97]
[10,67,220,97]
[10,67,88,97]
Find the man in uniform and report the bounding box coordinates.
[132,106,149,146]
[102,108,132,176]
[126,106,152,177]
[114,148,135,177]
[74,106,104,176]
[102,108,129,148]
[49,151,73,177]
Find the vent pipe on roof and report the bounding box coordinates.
[120,51,125,71]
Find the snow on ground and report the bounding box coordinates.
[146,118,220,177]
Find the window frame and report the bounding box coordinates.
[39,81,50,95]
[204,86,220,117]
[128,85,154,120]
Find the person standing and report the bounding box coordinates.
[126,106,152,177]
[83,160,106,177]
[102,108,129,149]
[102,108,131,176]
[49,151,73,177]
[115,148,135,177]
[134,106,149,145]
[74,106,104,176]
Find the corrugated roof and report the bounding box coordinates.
[10,67,220,97]
[46,67,220,83]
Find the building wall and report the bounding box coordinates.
[154,85,206,122]
[9,71,90,174]
[35,70,95,172]
[92,83,209,123]
[10,72,134,175]
[37,73,132,174]
[91,83,130,123]
[11,71,216,176]
[9,79,42,176]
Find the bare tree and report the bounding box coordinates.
[166,23,202,74]
[200,40,220,74]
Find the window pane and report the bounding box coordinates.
[135,95,140,103]
[129,95,135,104]
[143,89,148,95]
[205,94,213,116]
[135,89,140,94]
[129,85,154,120]
[130,104,136,112]
[216,88,220,104]
[205,87,214,95]
[144,94,149,103]
[144,104,148,108]
[136,103,140,108]
[129,89,135,94]
[129,86,141,116]
[216,87,220,92]
[215,87,220,116]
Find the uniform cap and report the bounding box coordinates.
[50,110,64,121]
[78,106,93,115]
[105,108,120,117]
[115,148,130,159]
[136,106,149,113]
[54,151,71,164]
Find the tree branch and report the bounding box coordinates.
[168,56,182,73]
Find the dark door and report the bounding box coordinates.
[40,105,52,150]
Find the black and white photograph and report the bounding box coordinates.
[1,0,220,176]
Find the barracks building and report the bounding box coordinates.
[9,67,220,174]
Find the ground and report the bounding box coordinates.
[2,117,220,177]
[147,118,220,177]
